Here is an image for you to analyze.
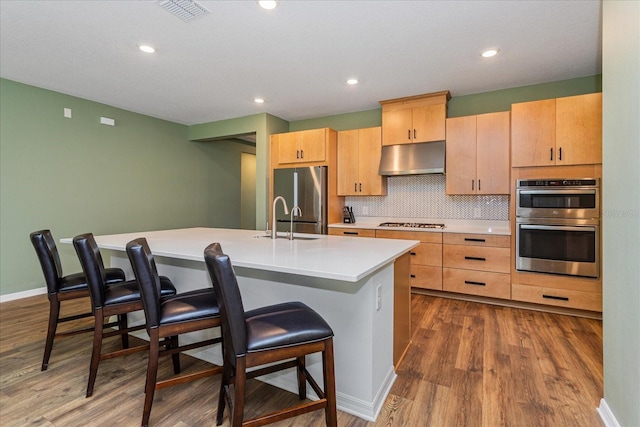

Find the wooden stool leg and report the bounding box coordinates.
[216,363,231,425]
[118,313,129,349]
[297,355,307,399]
[141,330,160,427]
[86,311,104,398]
[41,298,60,371]
[231,357,247,427]
[323,339,337,427]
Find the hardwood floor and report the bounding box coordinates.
[0,293,603,426]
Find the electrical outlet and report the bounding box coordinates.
[362,206,369,215]
[376,284,382,310]
[473,207,482,218]
[63,108,72,118]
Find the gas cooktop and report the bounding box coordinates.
[378,222,445,229]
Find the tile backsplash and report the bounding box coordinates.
[345,174,509,220]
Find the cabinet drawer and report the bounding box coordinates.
[443,233,510,248]
[376,230,442,243]
[443,268,510,299]
[411,265,442,291]
[328,228,375,238]
[443,245,510,273]
[512,283,602,312]
[409,242,442,267]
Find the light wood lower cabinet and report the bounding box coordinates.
[443,233,511,299]
[375,230,443,291]
[511,283,602,312]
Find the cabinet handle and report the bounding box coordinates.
[408,129,411,140]
[471,180,474,191]
[543,294,569,301]
[465,256,486,261]
[464,238,485,242]
[300,149,304,159]
[478,179,481,191]
[296,150,300,159]
[359,183,362,192]
[414,129,417,139]
[550,148,553,161]
[344,231,359,235]
[465,280,486,286]
[354,183,357,192]
[559,147,562,161]
[410,252,416,256]
[410,274,416,278]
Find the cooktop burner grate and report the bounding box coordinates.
[378,222,445,229]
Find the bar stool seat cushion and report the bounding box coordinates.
[104,276,175,306]
[245,301,334,353]
[58,268,125,293]
[159,288,219,326]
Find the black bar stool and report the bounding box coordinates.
[126,237,223,427]
[30,229,126,371]
[72,233,177,397]
[204,242,337,427]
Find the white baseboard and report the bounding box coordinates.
[0,287,46,303]
[598,398,621,427]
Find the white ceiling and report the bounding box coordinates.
[0,0,602,126]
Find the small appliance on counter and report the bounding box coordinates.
[343,206,355,223]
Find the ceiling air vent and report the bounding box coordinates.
[158,0,209,22]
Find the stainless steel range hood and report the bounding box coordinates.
[378,140,446,176]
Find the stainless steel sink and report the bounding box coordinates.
[254,234,321,241]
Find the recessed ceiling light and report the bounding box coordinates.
[346,79,359,85]
[139,45,156,53]
[257,1,277,10]
[254,98,265,104]
[481,48,499,58]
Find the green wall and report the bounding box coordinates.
[288,75,602,131]
[0,79,249,296]
[602,1,640,425]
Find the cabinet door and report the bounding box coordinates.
[297,128,326,163]
[412,103,446,143]
[511,99,556,167]
[446,115,477,194]
[337,130,359,196]
[476,111,510,194]
[357,127,385,196]
[382,109,412,146]
[276,132,300,164]
[556,93,602,165]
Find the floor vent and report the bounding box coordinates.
[158,0,209,22]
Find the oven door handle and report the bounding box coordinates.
[518,189,596,196]
[520,224,597,232]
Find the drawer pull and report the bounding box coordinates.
[344,231,359,235]
[410,274,416,278]
[464,238,485,242]
[464,280,486,287]
[465,256,486,261]
[410,252,416,256]
[542,294,569,301]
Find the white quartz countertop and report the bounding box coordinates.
[329,217,510,235]
[61,227,418,283]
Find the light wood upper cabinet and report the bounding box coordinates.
[380,91,450,146]
[446,111,510,195]
[273,128,327,165]
[337,127,387,196]
[512,93,602,167]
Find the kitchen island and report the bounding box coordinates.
[63,227,418,421]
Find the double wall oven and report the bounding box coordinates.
[515,178,600,278]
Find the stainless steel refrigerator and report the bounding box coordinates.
[273,166,328,234]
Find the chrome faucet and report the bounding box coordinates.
[271,196,289,239]
[288,206,302,240]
